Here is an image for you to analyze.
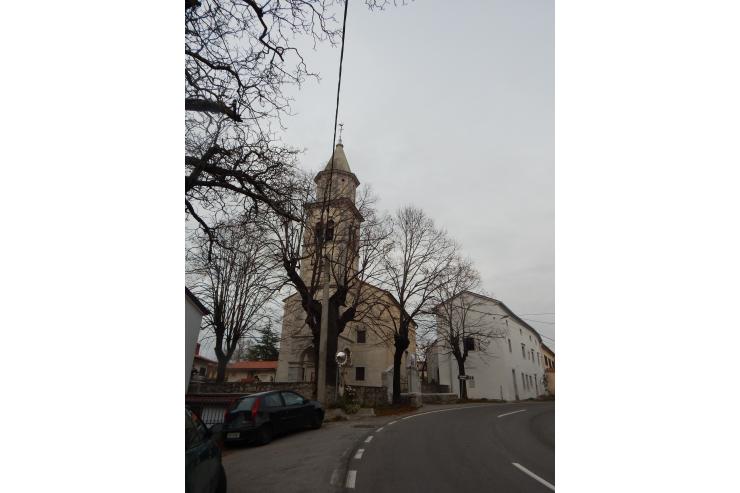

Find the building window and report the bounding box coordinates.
[326,220,334,241]
[507,339,512,353]
[198,367,206,376]
[522,373,526,389]
[521,343,526,359]
[519,328,522,336]
[355,367,365,381]
[529,335,532,342]
[357,329,366,343]
[464,336,476,351]
[315,221,324,244]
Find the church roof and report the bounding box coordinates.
[324,143,351,172]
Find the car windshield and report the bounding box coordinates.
[231,396,257,412]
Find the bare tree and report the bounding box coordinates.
[185,0,398,242]
[432,258,507,399]
[187,218,282,382]
[379,206,457,404]
[414,332,437,385]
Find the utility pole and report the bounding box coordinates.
[317,255,330,406]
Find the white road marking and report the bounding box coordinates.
[329,469,340,486]
[498,409,527,418]
[364,435,374,443]
[388,420,398,425]
[345,470,357,489]
[376,426,384,432]
[354,448,365,459]
[512,463,555,491]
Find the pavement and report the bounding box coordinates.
[222,401,554,492]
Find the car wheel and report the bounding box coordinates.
[257,425,273,445]
[310,411,323,430]
[215,465,226,493]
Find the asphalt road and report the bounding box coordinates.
[222,402,554,492]
[350,403,555,493]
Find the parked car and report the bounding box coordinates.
[223,390,324,445]
[186,408,226,493]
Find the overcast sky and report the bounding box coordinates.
[278,0,554,347]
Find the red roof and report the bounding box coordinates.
[227,360,278,370]
[194,354,217,364]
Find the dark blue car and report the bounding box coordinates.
[186,408,226,493]
[223,390,324,445]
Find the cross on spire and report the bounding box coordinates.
[338,123,344,145]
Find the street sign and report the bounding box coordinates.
[458,375,474,380]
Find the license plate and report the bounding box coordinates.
[227,433,240,439]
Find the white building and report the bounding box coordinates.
[186,287,210,392]
[427,292,548,401]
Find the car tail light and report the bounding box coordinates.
[251,397,261,419]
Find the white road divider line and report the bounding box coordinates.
[376,426,384,432]
[345,470,357,489]
[354,448,365,460]
[512,463,555,491]
[329,469,340,486]
[498,409,527,418]
[364,435,374,443]
[388,420,398,425]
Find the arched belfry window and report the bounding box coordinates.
[315,221,324,244]
[325,220,335,241]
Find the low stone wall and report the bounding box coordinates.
[347,385,388,407]
[187,381,388,408]
[188,380,314,396]
[422,393,459,404]
[422,383,450,394]
[398,392,423,408]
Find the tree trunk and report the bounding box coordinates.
[392,327,410,404]
[216,358,227,383]
[392,346,403,404]
[311,333,320,399]
[456,358,467,400]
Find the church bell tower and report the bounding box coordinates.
[301,141,364,287]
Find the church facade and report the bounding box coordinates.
[276,143,415,389]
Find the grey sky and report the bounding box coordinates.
[279,0,554,347]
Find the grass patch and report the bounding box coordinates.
[373,404,418,416]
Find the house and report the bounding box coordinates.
[541,343,555,395]
[226,360,278,383]
[427,291,547,401]
[276,142,416,389]
[186,287,210,391]
[191,343,218,381]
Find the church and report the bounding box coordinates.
[275,141,416,390]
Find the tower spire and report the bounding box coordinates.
[338,123,344,145]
